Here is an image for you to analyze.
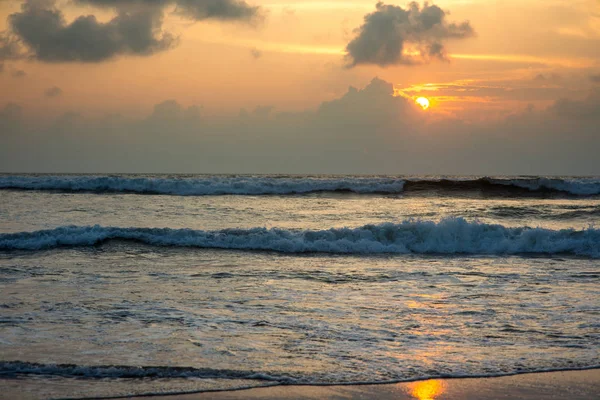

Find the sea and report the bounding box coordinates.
[1,174,599,399]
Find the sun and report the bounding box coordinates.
[416,97,430,110]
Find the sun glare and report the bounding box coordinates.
[416,97,430,110]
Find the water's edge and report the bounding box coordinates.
[7,365,597,400]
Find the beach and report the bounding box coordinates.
[144,369,600,400]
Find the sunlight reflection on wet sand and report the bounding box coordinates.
[406,379,447,399]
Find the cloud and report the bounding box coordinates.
[399,80,577,102]
[75,0,261,22]
[0,32,22,61]
[533,73,562,83]
[0,63,3,73]
[345,1,475,67]
[250,48,262,59]
[174,0,260,21]
[9,0,176,62]
[591,74,600,83]
[550,89,600,120]
[147,99,201,122]
[45,86,63,97]
[1,77,599,175]
[11,69,26,77]
[317,77,411,123]
[5,0,260,63]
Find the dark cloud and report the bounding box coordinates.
[6,0,260,63]
[345,1,475,67]
[8,0,176,62]
[174,0,260,21]
[148,99,201,122]
[318,77,411,122]
[11,69,26,77]
[75,0,261,21]
[0,32,22,61]
[75,0,169,6]
[550,89,600,120]
[0,63,3,73]
[45,86,62,97]
[591,74,600,83]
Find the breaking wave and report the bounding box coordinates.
[0,175,405,195]
[403,177,600,196]
[0,175,599,196]
[1,219,598,257]
[2,360,598,386]
[0,361,289,382]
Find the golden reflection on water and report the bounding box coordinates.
[406,379,447,400]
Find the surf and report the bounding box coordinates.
[1,218,598,257]
[1,175,599,196]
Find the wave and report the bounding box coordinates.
[1,219,598,257]
[0,175,599,196]
[0,361,290,382]
[488,205,600,219]
[0,176,405,195]
[2,360,599,385]
[403,177,600,196]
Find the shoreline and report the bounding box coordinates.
[125,368,600,400]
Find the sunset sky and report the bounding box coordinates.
[1,0,599,174]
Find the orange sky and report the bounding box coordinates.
[1,0,598,120]
[1,1,599,174]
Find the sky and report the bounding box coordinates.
[1,0,599,174]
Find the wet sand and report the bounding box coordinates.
[139,369,600,400]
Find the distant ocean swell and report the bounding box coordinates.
[1,176,599,196]
[0,176,405,195]
[1,219,598,257]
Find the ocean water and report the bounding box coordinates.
[1,174,599,399]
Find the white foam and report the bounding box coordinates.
[1,218,598,257]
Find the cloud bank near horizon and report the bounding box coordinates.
[1,77,598,175]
